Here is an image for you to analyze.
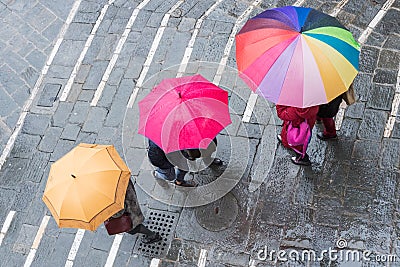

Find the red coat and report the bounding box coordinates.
[276,105,319,151]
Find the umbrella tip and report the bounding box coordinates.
[71,174,76,178]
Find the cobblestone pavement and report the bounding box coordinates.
[0,0,399,266]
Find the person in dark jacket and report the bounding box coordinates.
[109,179,162,243]
[148,139,195,187]
[317,95,342,140]
[276,105,319,166]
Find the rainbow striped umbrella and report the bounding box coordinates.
[235,6,360,108]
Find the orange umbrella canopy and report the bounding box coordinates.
[42,143,131,231]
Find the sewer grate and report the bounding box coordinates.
[133,209,179,257]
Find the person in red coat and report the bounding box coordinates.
[276,105,319,165]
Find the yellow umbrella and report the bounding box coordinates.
[42,143,131,231]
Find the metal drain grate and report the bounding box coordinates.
[133,209,179,257]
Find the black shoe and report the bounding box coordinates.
[211,158,223,166]
[317,132,337,141]
[142,232,162,244]
[291,154,311,166]
[174,180,197,187]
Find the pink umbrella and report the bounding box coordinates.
[138,74,231,153]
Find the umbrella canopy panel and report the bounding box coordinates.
[236,6,360,108]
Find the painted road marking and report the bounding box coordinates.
[330,0,351,16]
[0,0,82,172]
[60,0,116,102]
[213,0,262,85]
[197,249,207,267]
[337,0,396,130]
[242,0,309,123]
[65,229,85,267]
[0,210,16,246]
[126,0,185,108]
[384,65,400,137]
[127,0,223,108]
[104,233,123,267]
[149,258,160,267]
[24,215,50,267]
[91,0,152,106]
[176,0,224,78]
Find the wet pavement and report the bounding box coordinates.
[0,0,399,266]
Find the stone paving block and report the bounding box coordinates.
[73,11,100,24]
[314,196,343,227]
[213,21,233,33]
[22,113,51,136]
[107,67,124,86]
[343,187,373,215]
[82,35,104,65]
[46,232,76,267]
[74,64,91,84]
[147,12,164,28]
[375,170,397,202]
[82,106,108,133]
[69,101,90,124]
[345,102,365,119]
[52,101,74,127]
[359,46,379,74]
[25,49,47,71]
[75,131,97,144]
[93,84,118,109]
[96,126,117,142]
[47,65,72,79]
[50,139,75,161]
[0,86,19,117]
[21,66,39,88]
[11,180,39,212]
[378,49,400,69]
[37,83,61,107]
[0,63,26,94]
[24,2,56,32]
[0,188,17,220]
[91,224,114,251]
[125,56,145,79]
[352,140,381,161]
[10,133,41,159]
[83,246,110,266]
[357,109,387,140]
[52,40,85,66]
[113,251,131,267]
[178,17,196,32]
[64,22,93,41]
[77,88,95,101]
[353,73,372,102]
[392,120,400,139]
[82,60,109,89]
[202,35,226,62]
[42,18,64,42]
[12,223,38,254]
[383,34,400,50]
[31,234,57,267]
[131,10,152,31]
[210,247,251,267]
[367,85,397,111]
[186,0,215,19]
[379,139,400,169]
[375,9,400,35]
[373,69,397,85]
[167,17,181,28]
[71,230,96,267]
[127,253,152,266]
[61,124,81,141]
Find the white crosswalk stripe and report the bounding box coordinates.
[0,210,16,246]
[24,215,50,267]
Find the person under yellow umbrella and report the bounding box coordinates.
[42,143,161,244]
